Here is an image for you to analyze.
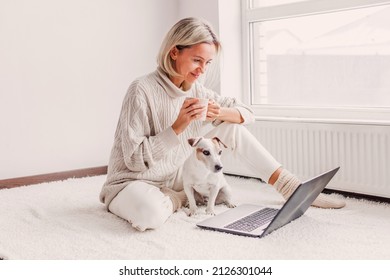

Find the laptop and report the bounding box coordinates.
[197,167,340,238]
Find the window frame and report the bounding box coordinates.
[241,0,390,125]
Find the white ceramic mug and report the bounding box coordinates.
[186,97,208,121]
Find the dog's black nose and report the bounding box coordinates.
[215,165,223,172]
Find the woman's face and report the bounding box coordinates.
[170,43,216,88]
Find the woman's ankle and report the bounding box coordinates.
[268,167,283,185]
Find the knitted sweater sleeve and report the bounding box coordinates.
[119,82,180,172]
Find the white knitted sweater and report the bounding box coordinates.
[99,68,254,208]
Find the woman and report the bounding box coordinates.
[100,17,345,231]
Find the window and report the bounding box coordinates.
[251,0,310,9]
[242,0,390,123]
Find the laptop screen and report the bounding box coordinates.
[262,167,339,237]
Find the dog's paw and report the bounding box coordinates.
[184,207,198,217]
[205,209,216,216]
[225,202,236,208]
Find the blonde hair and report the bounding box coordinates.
[157,17,221,78]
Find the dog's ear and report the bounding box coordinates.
[188,137,203,147]
[212,137,228,148]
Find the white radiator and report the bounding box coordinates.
[246,120,390,198]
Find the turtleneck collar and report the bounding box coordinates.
[156,67,193,99]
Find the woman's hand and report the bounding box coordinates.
[206,99,244,124]
[206,99,221,122]
[172,98,206,135]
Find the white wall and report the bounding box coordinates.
[0,0,179,178]
[218,0,243,100]
[0,0,243,179]
[178,0,220,32]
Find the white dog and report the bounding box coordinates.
[182,137,236,216]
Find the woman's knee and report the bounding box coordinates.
[205,122,251,149]
[216,122,243,132]
[108,182,173,231]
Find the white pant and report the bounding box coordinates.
[108,123,281,231]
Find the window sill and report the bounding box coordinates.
[251,105,390,126]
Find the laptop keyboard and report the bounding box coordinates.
[224,208,278,232]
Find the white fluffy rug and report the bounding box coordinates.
[0,175,389,260]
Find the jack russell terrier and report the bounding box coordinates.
[182,137,236,216]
